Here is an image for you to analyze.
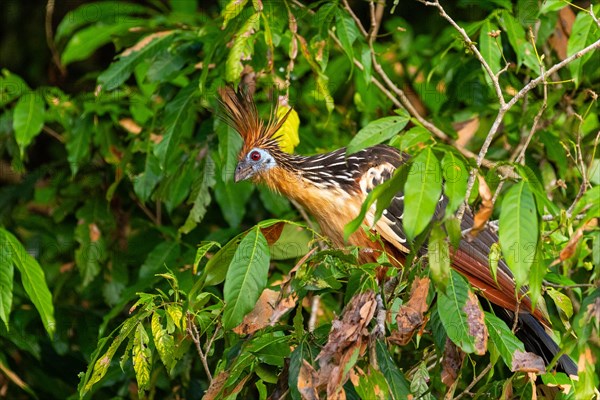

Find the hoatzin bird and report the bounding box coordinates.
[218,87,577,376]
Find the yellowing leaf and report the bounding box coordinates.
[275,106,300,153]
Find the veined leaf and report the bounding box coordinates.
[0,228,55,337]
[221,0,249,29]
[376,340,411,398]
[335,9,359,65]
[403,148,442,240]
[437,270,477,354]
[151,312,175,372]
[180,156,217,234]
[132,323,152,395]
[0,244,13,329]
[55,2,150,43]
[133,152,162,203]
[568,8,600,87]
[153,80,198,168]
[479,19,502,87]
[13,93,46,156]
[498,11,538,70]
[499,181,538,290]
[98,31,179,91]
[223,227,270,330]
[193,241,221,275]
[441,151,468,216]
[485,312,524,368]
[226,13,260,83]
[66,114,92,176]
[81,315,145,395]
[0,70,29,107]
[347,113,410,155]
[61,21,144,66]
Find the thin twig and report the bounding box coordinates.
[187,313,213,383]
[454,363,493,400]
[45,0,65,76]
[341,0,368,37]
[368,0,385,46]
[543,281,596,289]
[417,0,506,106]
[42,125,64,143]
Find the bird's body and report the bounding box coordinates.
[218,87,577,375]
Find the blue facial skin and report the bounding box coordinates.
[234,148,276,182]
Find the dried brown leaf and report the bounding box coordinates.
[233,289,279,335]
[389,276,430,346]
[203,370,230,400]
[119,118,142,135]
[549,7,576,60]
[260,221,285,246]
[304,291,375,399]
[89,223,101,242]
[441,338,465,387]
[453,117,480,148]
[298,360,320,400]
[554,218,598,264]
[511,350,546,373]
[469,175,493,238]
[463,290,488,355]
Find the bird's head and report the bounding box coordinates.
[218,87,292,183]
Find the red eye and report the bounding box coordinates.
[250,151,261,161]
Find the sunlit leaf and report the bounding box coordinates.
[568,8,600,87]
[347,112,410,155]
[485,312,524,368]
[499,181,538,290]
[0,228,55,337]
[403,148,442,240]
[223,227,270,330]
[13,93,45,156]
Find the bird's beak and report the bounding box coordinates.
[234,161,253,183]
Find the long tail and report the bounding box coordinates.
[452,210,577,375]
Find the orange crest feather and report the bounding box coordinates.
[218,87,291,155]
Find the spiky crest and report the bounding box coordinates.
[218,87,291,157]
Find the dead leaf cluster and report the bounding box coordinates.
[298,291,377,400]
[389,276,430,346]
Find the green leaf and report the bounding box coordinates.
[479,19,502,86]
[98,31,179,91]
[225,13,260,83]
[441,151,468,216]
[214,178,253,228]
[180,156,217,234]
[133,152,162,203]
[133,323,152,395]
[201,234,242,287]
[499,181,538,290]
[221,0,249,29]
[81,315,146,395]
[335,9,360,65]
[375,340,411,398]
[498,11,538,70]
[437,270,477,353]
[153,80,198,168]
[0,69,29,107]
[61,21,143,66]
[403,148,442,240]
[0,244,14,329]
[429,224,450,292]
[528,243,546,310]
[139,241,180,278]
[151,312,175,372]
[55,2,150,43]
[360,43,372,86]
[223,227,270,330]
[485,312,525,368]
[568,9,600,87]
[488,242,501,285]
[66,114,92,176]
[547,287,573,319]
[347,114,410,155]
[13,93,46,156]
[0,228,55,337]
[193,241,220,275]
